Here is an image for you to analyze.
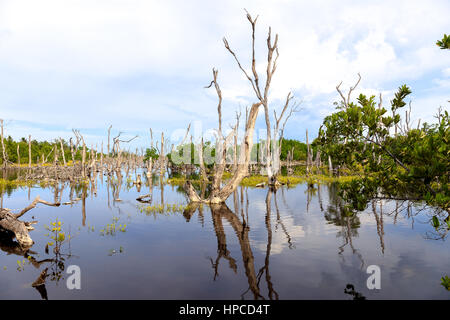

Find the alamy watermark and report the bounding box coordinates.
[66,265,81,290]
[366,265,381,290]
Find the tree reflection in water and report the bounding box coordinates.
[323,183,365,269]
[1,166,448,300]
[182,187,289,300]
[0,230,75,300]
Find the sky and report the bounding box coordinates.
[0,0,449,151]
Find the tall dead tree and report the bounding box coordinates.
[185,11,292,203]
[59,138,66,166]
[159,132,165,176]
[272,94,299,181]
[306,129,312,174]
[198,137,208,181]
[53,142,58,166]
[107,125,112,157]
[0,119,8,167]
[100,141,104,169]
[232,111,241,174]
[223,11,296,185]
[81,140,86,178]
[17,144,20,166]
[149,128,153,149]
[28,135,32,168]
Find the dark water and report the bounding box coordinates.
[0,169,449,299]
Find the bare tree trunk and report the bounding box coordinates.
[306,129,312,175]
[100,141,103,170]
[107,125,112,157]
[185,12,293,203]
[185,102,262,203]
[314,149,321,170]
[150,128,153,149]
[82,142,86,178]
[328,155,333,176]
[159,132,165,177]
[232,112,240,174]
[28,135,32,168]
[146,157,152,178]
[198,137,208,181]
[69,138,74,164]
[59,138,66,166]
[0,196,60,246]
[53,143,58,166]
[17,144,20,166]
[0,119,7,168]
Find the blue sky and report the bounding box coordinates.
[0,0,449,150]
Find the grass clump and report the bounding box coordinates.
[139,203,188,216]
[100,216,127,236]
[240,174,359,187]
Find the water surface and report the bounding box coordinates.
[0,169,448,299]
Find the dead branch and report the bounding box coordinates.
[0,196,60,247]
[336,73,361,109]
[14,195,61,219]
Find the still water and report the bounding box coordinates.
[0,169,449,299]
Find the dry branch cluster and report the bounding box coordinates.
[184,11,298,203]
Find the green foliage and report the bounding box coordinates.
[436,34,450,50]
[432,216,440,228]
[44,219,71,248]
[280,139,309,161]
[0,136,93,165]
[99,216,127,236]
[16,258,30,272]
[139,203,187,217]
[166,141,216,166]
[319,84,449,211]
[441,275,450,290]
[144,147,159,162]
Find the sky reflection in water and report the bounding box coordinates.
[0,169,449,299]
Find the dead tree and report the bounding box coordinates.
[184,68,261,203]
[198,137,208,181]
[59,138,66,166]
[231,111,241,174]
[82,139,86,178]
[336,73,361,145]
[28,135,32,168]
[328,154,333,175]
[17,144,20,166]
[53,142,58,166]
[107,125,112,157]
[0,196,60,246]
[0,119,8,167]
[336,73,361,110]
[273,94,300,181]
[223,11,296,185]
[184,12,293,203]
[306,129,311,174]
[70,130,81,164]
[100,141,104,169]
[159,132,165,176]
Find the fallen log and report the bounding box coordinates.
[136,193,152,203]
[0,196,60,247]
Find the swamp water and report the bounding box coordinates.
[0,169,449,299]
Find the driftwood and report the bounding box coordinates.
[0,196,60,246]
[136,193,152,203]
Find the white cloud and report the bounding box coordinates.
[0,0,449,144]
